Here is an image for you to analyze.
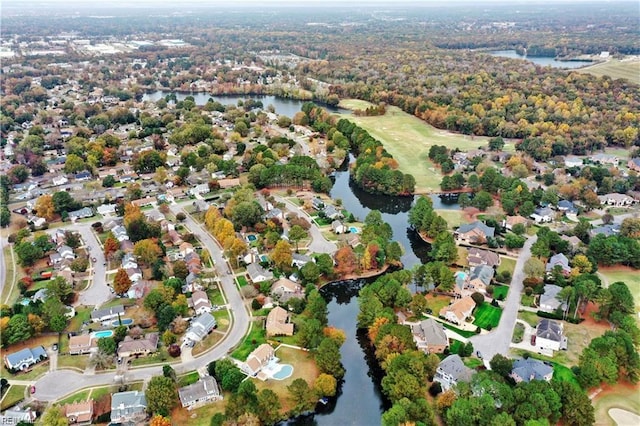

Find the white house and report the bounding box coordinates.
[52,176,69,186]
[242,343,275,377]
[178,376,223,409]
[247,263,273,283]
[90,305,125,322]
[97,204,116,216]
[185,312,217,343]
[439,296,476,325]
[598,193,634,207]
[4,346,48,371]
[530,207,554,224]
[188,290,213,315]
[434,355,474,391]
[536,319,567,352]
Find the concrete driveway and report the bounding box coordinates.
[470,236,538,362]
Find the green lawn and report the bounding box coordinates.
[213,309,231,332]
[518,311,540,327]
[178,371,200,386]
[435,209,467,228]
[56,389,91,405]
[2,246,20,305]
[551,363,579,386]
[425,294,452,317]
[236,276,249,288]
[578,58,640,84]
[464,358,484,369]
[599,268,640,312]
[492,285,509,300]
[520,293,536,308]
[593,383,640,426]
[449,340,463,355]
[67,306,92,332]
[231,323,267,361]
[472,302,503,329]
[57,354,89,371]
[340,105,512,193]
[129,347,171,367]
[440,321,477,338]
[512,322,525,343]
[338,99,376,110]
[497,257,517,278]
[0,385,26,410]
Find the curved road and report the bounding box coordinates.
[32,206,251,402]
[470,236,537,362]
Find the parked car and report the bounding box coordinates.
[52,343,58,351]
[531,335,537,345]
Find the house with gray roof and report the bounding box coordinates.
[545,253,571,276]
[468,264,495,293]
[4,346,48,371]
[68,206,94,220]
[110,391,147,425]
[590,223,621,238]
[454,221,495,245]
[91,305,125,322]
[434,354,474,391]
[467,248,500,268]
[510,358,554,383]
[539,285,567,313]
[178,376,223,409]
[185,312,217,343]
[536,319,567,352]
[531,207,554,223]
[0,407,37,424]
[411,318,449,354]
[246,262,273,283]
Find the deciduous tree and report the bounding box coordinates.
[146,376,178,417]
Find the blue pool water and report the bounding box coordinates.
[260,255,269,262]
[272,364,294,380]
[349,227,359,233]
[92,330,114,339]
[247,234,257,242]
[112,318,133,327]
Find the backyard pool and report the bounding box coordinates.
[92,330,114,339]
[260,254,269,262]
[271,364,294,380]
[112,318,133,327]
[247,234,257,242]
[349,227,359,233]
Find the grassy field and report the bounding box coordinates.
[236,276,249,287]
[171,392,228,425]
[56,389,91,405]
[593,382,640,426]
[578,58,640,84]
[192,331,224,357]
[551,363,579,386]
[253,346,319,414]
[57,354,89,371]
[436,209,467,228]
[339,104,512,193]
[492,285,509,300]
[425,294,452,317]
[178,371,200,386]
[0,385,26,410]
[67,306,92,332]
[598,267,640,312]
[497,257,517,278]
[231,323,267,361]
[472,302,503,329]
[338,99,376,110]
[517,311,539,327]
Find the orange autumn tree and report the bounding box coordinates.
[334,246,357,277]
[113,268,132,295]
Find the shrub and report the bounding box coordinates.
[176,212,186,222]
[429,382,442,397]
[168,344,181,357]
[251,298,262,310]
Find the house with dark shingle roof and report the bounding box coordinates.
[179,376,223,409]
[110,391,147,425]
[510,358,553,383]
[454,221,495,245]
[545,253,571,276]
[4,346,48,371]
[434,354,474,391]
[536,319,567,352]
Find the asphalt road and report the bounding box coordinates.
[470,235,538,362]
[275,195,337,254]
[32,206,251,402]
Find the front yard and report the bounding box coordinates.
[472,302,503,329]
[231,323,267,361]
[0,385,26,410]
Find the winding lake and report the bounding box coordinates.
[490,50,593,69]
[141,91,349,117]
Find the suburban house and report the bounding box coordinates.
[125,267,143,282]
[536,319,567,352]
[439,296,476,325]
[117,333,159,358]
[557,200,578,215]
[434,354,474,391]
[590,223,621,238]
[247,263,274,283]
[468,265,495,293]
[271,277,304,302]
[266,306,294,337]
[467,248,500,268]
[454,222,495,245]
[68,207,94,220]
[242,343,275,377]
[331,220,347,234]
[539,285,567,313]
[90,305,125,323]
[503,215,529,231]
[598,193,635,207]
[185,312,217,343]
[410,318,449,354]
[560,235,582,252]
[291,253,312,268]
[112,225,129,242]
[121,253,138,270]
[322,205,343,220]
[4,346,48,371]
[545,253,572,276]
[628,158,640,172]
[178,376,223,409]
[510,358,554,383]
[591,153,619,167]
[68,334,93,355]
[0,407,38,424]
[530,207,554,223]
[188,290,213,315]
[110,391,147,425]
[62,400,94,426]
[564,156,583,168]
[127,280,151,299]
[97,203,117,217]
[218,178,241,189]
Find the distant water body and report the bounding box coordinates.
[490,50,593,69]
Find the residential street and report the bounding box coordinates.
[31,205,251,402]
[275,195,337,254]
[470,236,538,362]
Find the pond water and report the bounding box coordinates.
[141,91,349,117]
[489,50,593,69]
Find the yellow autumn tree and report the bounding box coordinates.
[35,194,56,221]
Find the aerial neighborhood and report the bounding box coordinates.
[1,2,639,426]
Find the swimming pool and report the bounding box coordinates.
[112,318,133,327]
[92,330,114,339]
[247,234,257,242]
[271,364,294,380]
[260,255,269,262]
[349,227,358,233]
